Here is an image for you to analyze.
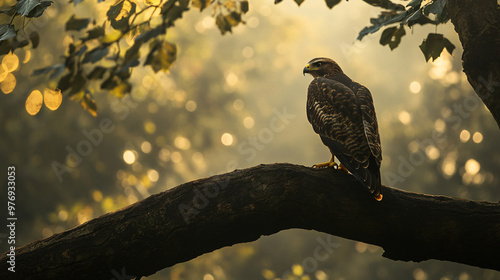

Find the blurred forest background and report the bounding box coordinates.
[1,0,500,279]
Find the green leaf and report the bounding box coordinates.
[111,17,130,31]
[57,72,72,92]
[124,42,142,63]
[357,11,404,40]
[362,0,405,11]
[0,7,16,16]
[85,26,105,41]
[325,0,341,9]
[65,15,91,31]
[406,0,421,8]
[144,40,177,73]
[32,64,65,79]
[0,25,16,42]
[162,0,189,26]
[30,31,39,48]
[81,91,97,117]
[225,11,241,27]
[16,0,53,18]
[82,47,109,64]
[379,26,396,45]
[16,0,41,16]
[101,75,119,90]
[419,33,455,62]
[192,0,211,11]
[240,0,249,13]
[106,0,124,20]
[69,71,87,96]
[87,66,108,80]
[379,25,405,50]
[215,13,231,34]
[423,0,447,16]
[135,26,163,43]
[294,0,305,6]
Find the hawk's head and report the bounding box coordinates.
[303,57,343,78]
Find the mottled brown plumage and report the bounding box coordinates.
[303,57,383,201]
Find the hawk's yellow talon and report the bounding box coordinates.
[375,194,383,201]
[313,155,337,169]
[338,163,349,173]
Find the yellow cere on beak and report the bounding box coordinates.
[303,64,311,76]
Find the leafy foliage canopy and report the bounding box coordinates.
[0,0,453,115]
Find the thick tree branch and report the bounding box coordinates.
[1,163,499,279]
[447,0,500,128]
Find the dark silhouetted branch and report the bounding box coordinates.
[1,163,499,279]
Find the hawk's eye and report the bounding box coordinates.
[316,62,322,67]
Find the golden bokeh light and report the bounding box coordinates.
[292,264,303,276]
[409,81,421,94]
[1,72,16,94]
[203,274,215,280]
[398,111,411,125]
[441,158,456,178]
[22,50,31,63]
[413,268,427,280]
[147,169,159,182]
[242,46,254,59]
[355,242,368,253]
[123,150,136,164]
[434,119,446,133]
[0,64,8,82]
[233,99,244,111]
[262,269,275,280]
[102,197,115,212]
[147,102,159,113]
[472,132,483,143]
[221,133,234,146]
[465,159,480,175]
[459,129,470,143]
[144,121,156,134]
[2,52,19,72]
[43,88,63,111]
[185,100,197,112]
[77,206,93,225]
[174,136,191,150]
[226,72,239,87]
[425,145,440,160]
[141,141,152,153]
[92,190,103,202]
[243,116,255,129]
[247,16,259,28]
[25,90,44,115]
[170,151,182,163]
[58,210,68,221]
[158,148,170,162]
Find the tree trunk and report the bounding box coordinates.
[1,163,499,279]
[447,0,500,127]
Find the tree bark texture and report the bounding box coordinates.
[1,163,499,279]
[447,0,500,127]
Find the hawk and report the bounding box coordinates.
[303,57,383,201]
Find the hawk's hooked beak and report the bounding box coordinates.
[303,64,311,76]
